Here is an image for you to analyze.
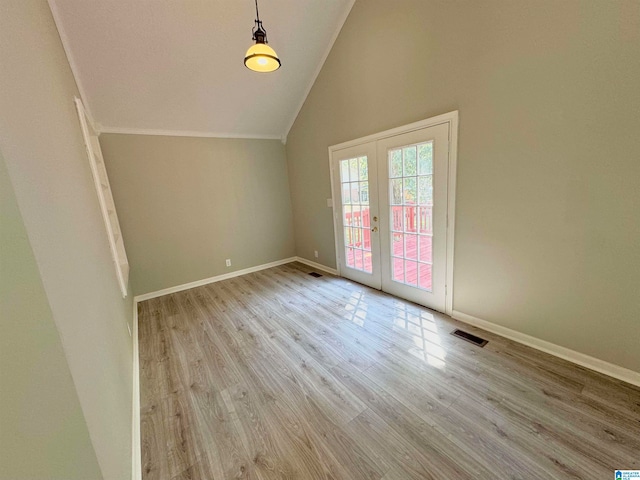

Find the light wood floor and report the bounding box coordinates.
[138,262,640,480]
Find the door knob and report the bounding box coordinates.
[371,226,378,232]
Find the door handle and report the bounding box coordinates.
[371,226,378,232]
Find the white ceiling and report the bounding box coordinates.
[49,0,354,139]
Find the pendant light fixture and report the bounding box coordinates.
[244,0,281,72]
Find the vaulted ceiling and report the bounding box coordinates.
[49,0,354,139]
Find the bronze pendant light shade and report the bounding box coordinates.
[244,0,281,72]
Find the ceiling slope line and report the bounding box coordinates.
[98,126,283,141]
[281,0,356,143]
[47,0,97,127]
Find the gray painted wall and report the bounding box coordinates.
[0,151,102,479]
[0,2,134,478]
[286,0,640,372]
[100,134,296,296]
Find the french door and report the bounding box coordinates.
[330,114,456,313]
[331,142,382,289]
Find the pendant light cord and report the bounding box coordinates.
[254,0,260,21]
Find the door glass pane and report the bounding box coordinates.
[418,176,432,205]
[359,182,369,205]
[361,208,370,227]
[388,142,434,291]
[418,206,432,234]
[344,227,353,247]
[390,150,403,177]
[359,157,369,181]
[353,227,362,247]
[346,247,355,267]
[341,160,350,183]
[419,235,432,263]
[405,260,418,286]
[343,205,352,226]
[418,143,433,175]
[403,177,416,203]
[419,263,432,290]
[390,179,403,205]
[364,251,372,272]
[349,158,359,183]
[403,206,417,232]
[392,232,404,257]
[392,207,403,231]
[349,182,360,205]
[392,257,404,282]
[339,157,372,274]
[342,183,351,204]
[405,234,417,260]
[403,146,417,176]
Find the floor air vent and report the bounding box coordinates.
[451,329,488,347]
[308,272,323,278]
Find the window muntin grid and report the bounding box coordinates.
[388,142,434,291]
[339,156,372,273]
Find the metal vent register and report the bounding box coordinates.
[451,329,488,347]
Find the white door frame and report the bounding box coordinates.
[328,111,458,316]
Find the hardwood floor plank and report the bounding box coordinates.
[290,393,388,480]
[138,262,640,480]
[221,383,302,479]
[255,382,372,480]
[185,384,256,480]
[140,402,171,480]
[581,376,640,420]
[268,329,368,423]
[492,391,640,472]
[331,363,491,479]
[285,307,380,365]
[140,392,199,479]
[347,408,467,480]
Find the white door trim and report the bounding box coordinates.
[329,111,458,150]
[328,111,458,315]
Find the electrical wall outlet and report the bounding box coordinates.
[225,259,231,267]
[314,250,319,258]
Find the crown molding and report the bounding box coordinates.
[98,126,283,141]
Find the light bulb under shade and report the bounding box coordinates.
[244,43,281,72]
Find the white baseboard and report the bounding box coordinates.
[129,254,334,478]
[133,256,341,303]
[294,256,339,276]
[134,257,298,302]
[131,301,141,480]
[451,310,640,387]
[129,253,338,479]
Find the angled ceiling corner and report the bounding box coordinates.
[47,0,97,129]
[281,0,355,140]
[45,0,355,141]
